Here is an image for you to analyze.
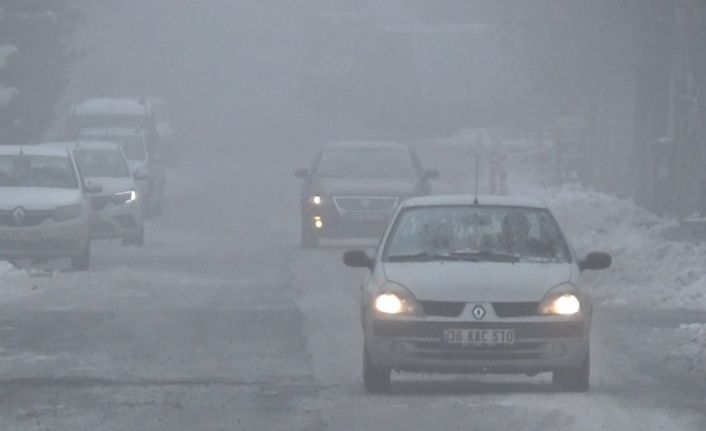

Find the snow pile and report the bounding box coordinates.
[0,261,42,303]
[539,184,706,310]
[666,324,706,374]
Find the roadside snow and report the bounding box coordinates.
[534,184,706,310]
[666,324,706,374]
[0,262,45,303]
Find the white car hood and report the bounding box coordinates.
[84,177,135,195]
[0,187,82,211]
[382,261,573,303]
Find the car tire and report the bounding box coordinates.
[301,225,319,248]
[122,223,145,247]
[71,241,91,271]
[552,351,590,392]
[363,346,391,393]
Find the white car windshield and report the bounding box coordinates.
[384,206,572,263]
[0,155,79,189]
[315,149,416,178]
[74,149,130,178]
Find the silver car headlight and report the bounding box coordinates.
[373,282,423,316]
[539,283,582,316]
[53,203,83,222]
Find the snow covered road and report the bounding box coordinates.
[0,143,703,430]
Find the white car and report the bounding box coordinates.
[344,195,612,393]
[0,145,96,270]
[43,142,145,246]
[79,128,166,215]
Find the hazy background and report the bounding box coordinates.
[2,0,706,214]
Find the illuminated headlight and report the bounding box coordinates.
[53,203,82,222]
[310,195,323,206]
[373,282,423,316]
[313,216,323,229]
[375,293,403,314]
[113,190,137,205]
[539,284,582,316]
[546,294,581,315]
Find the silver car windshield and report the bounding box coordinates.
[384,206,572,264]
[0,155,79,189]
[74,149,130,178]
[315,149,416,178]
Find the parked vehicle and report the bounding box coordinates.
[0,145,96,270]
[79,128,166,215]
[42,141,145,246]
[68,97,158,140]
[344,195,612,393]
[295,141,437,247]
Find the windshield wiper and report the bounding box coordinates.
[449,250,520,263]
[386,252,466,262]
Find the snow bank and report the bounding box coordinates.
[666,324,706,374]
[0,262,43,304]
[534,183,706,310]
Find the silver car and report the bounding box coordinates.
[0,145,95,270]
[344,195,611,393]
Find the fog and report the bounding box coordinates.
[1,1,706,430]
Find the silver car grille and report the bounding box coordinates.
[333,196,399,212]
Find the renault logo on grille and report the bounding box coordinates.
[472,305,486,320]
[12,207,26,226]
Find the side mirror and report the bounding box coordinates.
[295,169,309,179]
[579,252,612,271]
[343,250,374,270]
[84,181,103,194]
[134,168,150,181]
[423,169,439,180]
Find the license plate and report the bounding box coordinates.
[443,328,516,346]
[0,229,41,242]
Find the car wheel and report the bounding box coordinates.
[553,351,590,392]
[301,224,319,248]
[363,345,391,393]
[71,241,91,271]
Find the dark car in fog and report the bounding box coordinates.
[295,141,438,247]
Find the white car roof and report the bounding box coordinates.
[73,98,148,116]
[403,194,548,209]
[0,145,70,157]
[41,141,122,151]
[80,127,145,138]
[324,141,410,151]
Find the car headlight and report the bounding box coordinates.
[53,203,83,222]
[113,190,137,205]
[539,283,582,316]
[373,282,423,316]
[309,195,323,206]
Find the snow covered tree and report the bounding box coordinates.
[0,1,80,143]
